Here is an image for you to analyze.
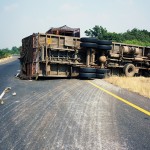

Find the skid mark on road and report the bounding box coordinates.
[87,81,150,116]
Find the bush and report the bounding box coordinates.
[0,46,20,59]
[85,26,150,46]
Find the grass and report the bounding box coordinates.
[105,76,150,99]
[0,56,12,62]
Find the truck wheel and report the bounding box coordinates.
[96,74,105,79]
[79,73,96,78]
[80,67,96,73]
[96,69,110,74]
[97,45,112,50]
[123,63,136,77]
[80,37,98,43]
[80,42,97,48]
[97,40,112,45]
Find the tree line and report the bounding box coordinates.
[0,46,20,59]
[85,25,150,46]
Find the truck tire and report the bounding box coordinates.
[96,74,105,79]
[123,63,136,77]
[96,69,110,74]
[97,45,112,50]
[80,67,96,73]
[97,40,112,45]
[79,73,96,78]
[80,42,97,48]
[80,37,98,43]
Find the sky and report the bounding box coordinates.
[0,0,150,49]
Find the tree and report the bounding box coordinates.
[0,46,20,59]
[11,46,19,54]
[85,25,108,40]
[85,26,150,46]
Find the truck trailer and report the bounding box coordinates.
[19,26,150,79]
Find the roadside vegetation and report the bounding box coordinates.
[86,26,150,98]
[0,46,20,59]
[105,76,150,98]
[85,26,150,46]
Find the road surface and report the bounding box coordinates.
[0,58,150,150]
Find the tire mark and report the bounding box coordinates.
[13,80,81,150]
[0,80,69,148]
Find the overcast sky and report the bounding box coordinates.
[0,0,150,49]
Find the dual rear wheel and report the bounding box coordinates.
[79,67,96,79]
[80,37,112,51]
[79,67,111,79]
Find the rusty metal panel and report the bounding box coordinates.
[65,37,74,47]
[33,34,38,48]
[38,34,80,49]
[20,31,82,79]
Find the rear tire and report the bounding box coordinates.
[96,74,105,79]
[80,37,98,43]
[79,73,96,78]
[80,42,97,48]
[97,45,112,50]
[80,67,96,73]
[123,63,136,77]
[97,40,112,45]
[96,69,110,74]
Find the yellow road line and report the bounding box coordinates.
[87,81,150,116]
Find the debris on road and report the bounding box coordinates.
[15,73,20,78]
[12,92,16,96]
[0,100,4,104]
[0,87,11,99]
[0,87,11,104]
[15,70,21,78]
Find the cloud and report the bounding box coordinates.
[4,3,19,12]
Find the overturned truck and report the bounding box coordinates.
[20,25,150,79]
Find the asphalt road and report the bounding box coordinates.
[0,58,150,150]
